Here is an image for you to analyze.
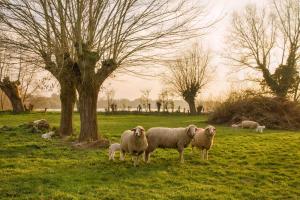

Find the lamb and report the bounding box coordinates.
[191,125,216,160]
[256,125,266,133]
[231,124,240,128]
[41,131,55,139]
[108,143,121,161]
[120,126,148,166]
[145,125,198,163]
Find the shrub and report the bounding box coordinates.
[208,91,300,130]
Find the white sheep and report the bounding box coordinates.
[41,131,55,139]
[108,143,121,161]
[145,125,198,163]
[238,120,260,129]
[256,125,266,133]
[231,124,240,128]
[191,125,216,160]
[120,126,148,166]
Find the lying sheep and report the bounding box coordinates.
[120,126,148,166]
[145,125,198,163]
[238,120,259,129]
[41,131,55,139]
[108,143,121,161]
[256,125,266,133]
[191,125,216,160]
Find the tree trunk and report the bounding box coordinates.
[0,78,24,113]
[78,85,99,142]
[185,98,196,114]
[59,81,76,137]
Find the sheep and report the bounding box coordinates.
[191,125,216,160]
[108,143,121,161]
[41,131,55,139]
[238,120,260,129]
[144,125,198,163]
[256,125,266,133]
[231,124,240,130]
[120,126,148,166]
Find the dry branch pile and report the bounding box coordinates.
[209,94,300,130]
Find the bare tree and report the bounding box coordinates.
[159,90,169,112]
[165,44,212,114]
[0,0,205,142]
[0,46,25,113]
[104,88,115,112]
[140,89,151,112]
[228,2,300,99]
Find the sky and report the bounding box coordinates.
[98,0,270,101]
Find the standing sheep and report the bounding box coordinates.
[145,125,198,163]
[191,125,216,160]
[108,143,121,161]
[120,126,148,166]
[256,125,266,133]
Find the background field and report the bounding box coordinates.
[0,112,299,200]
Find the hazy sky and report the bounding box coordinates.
[100,0,269,100]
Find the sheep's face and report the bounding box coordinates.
[205,125,216,138]
[186,125,198,138]
[131,126,145,137]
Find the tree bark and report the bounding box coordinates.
[78,84,99,142]
[0,78,25,113]
[185,98,196,114]
[59,81,76,137]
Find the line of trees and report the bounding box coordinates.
[0,0,206,142]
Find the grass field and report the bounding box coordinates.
[0,112,299,200]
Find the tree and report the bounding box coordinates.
[104,88,115,112]
[165,44,212,114]
[140,89,151,112]
[156,101,162,112]
[0,0,203,142]
[228,1,300,98]
[0,47,24,113]
[159,90,170,112]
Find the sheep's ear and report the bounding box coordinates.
[131,128,136,132]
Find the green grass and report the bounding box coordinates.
[0,112,299,200]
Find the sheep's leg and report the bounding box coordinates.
[145,151,151,163]
[178,147,184,163]
[112,152,115,161]
[133,156,138,167]
[142,152,146,162]
[120,151,126,161]
[205,150,209,160]
[201,149,205,160]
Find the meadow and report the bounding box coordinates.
[0,112,299,200]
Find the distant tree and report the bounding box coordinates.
[169,100,175,113]
[165,44,212,114]
[156,101,162,112]
[0,46,43,113]
[104,88,115,112]
[140,89,151,112]
[228,1,300,99]
[159,90,171,112]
